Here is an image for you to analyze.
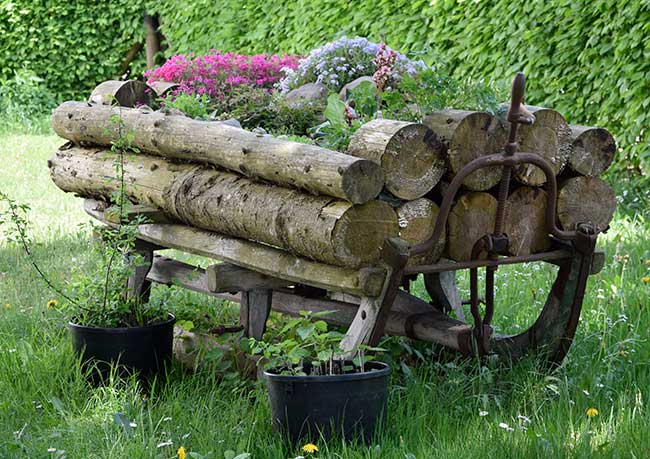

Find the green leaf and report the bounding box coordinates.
[324,93,347,128]
[296,324,316,340]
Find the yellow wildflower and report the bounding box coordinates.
[302,443,319,454]
[642,277,650,283]
[177,446,186,459]
[645,259,650,266]
[586,407,599,418]
[3,303,9,310]
[46,299,58,309]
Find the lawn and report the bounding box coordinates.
[1,132,649,458]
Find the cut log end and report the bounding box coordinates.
[424,110,505,191]
[396,198,444,265]
[504,187,551,256]
[447,192,497,261]
[348,119,446,200]
[340,159,386,204]
[557,176,616,232]
[569,125,616,176]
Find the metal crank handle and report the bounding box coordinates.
[508,72,536,126]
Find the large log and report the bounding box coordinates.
[423,110,506,191]
[50,146,398,268]
[347,119,446,199]
[395,198,444,265]
[52,101,384,204]
[447,192,497,261]
[504,187,551,256]
[557,176,616,232]
[511,106,571,185]
[568,125,616,176]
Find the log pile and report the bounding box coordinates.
[49,81,617,267]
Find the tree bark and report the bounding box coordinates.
[447,192,497,261]
[395,197,444,265]
[568,125,616,176]
[88,80,154,107]
[49,146,398,268]
[52,101,384,204]
[504,186,551,256]
[423,109,506,191]
[148,81,178,98]
[347,119,446,199]
[510,106,571,185]
[557,176,616,232]
[143,13,161,70]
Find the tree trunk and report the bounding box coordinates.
[446,192,497,261]
[52,101,384,204]
[347,119,446,199]
[423,109,506,191]
[88,80,154,107]
[568,125,616,176]
[49,146,398,268]
[504,186,551,256]
[557,176,616,232]
[143,13,161,70]
[510,106,571,185]
[395,198,444,265]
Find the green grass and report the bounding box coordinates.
[1,132,649,459]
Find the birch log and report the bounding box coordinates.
[424,110,506,191]
[88,80,154,107]
[504,187,551,256]
[347,119,446,199]
[51,101,384,204]
[557,176,616,232]
[511,106,571,185]
[447,192,497,261]
[48,145,398,268]
[568,125,616,176]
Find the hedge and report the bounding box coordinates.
[0,1,146,101]
[156,0,650,169]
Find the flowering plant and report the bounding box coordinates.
[145,51,300,100]
[279,36,426,92]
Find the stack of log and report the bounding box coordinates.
[48,81,617,269]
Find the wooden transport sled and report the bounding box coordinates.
[84,74,605,367]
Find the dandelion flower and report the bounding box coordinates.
[177,446,186,459]
[586,407,599,418]
[3,303,9,310]
[642,277,650,283]
[46,299,58,309]
[302,443,319,453]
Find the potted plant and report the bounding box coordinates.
[245,311,390,444]
[0,114,174,382]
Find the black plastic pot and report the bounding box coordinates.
[69,314,175,382]
[264,361,390,443]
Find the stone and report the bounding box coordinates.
[339,76,376,101]
[284,82,328,107]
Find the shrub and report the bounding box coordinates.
[278,36,425,92]
[0,70,56,134]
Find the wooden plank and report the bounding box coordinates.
[241,289,273,340]
[85,199,386,297]
[105,204,171,224]
[126,239,154,302]
[206,263,291,293]
[147,255,208,293]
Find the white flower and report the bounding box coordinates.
[479,410,489,417]
[517,415,531,423]
[156,440,173,448]
[498,422,514,432]
[47,448,57,453]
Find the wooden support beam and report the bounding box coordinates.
[240,289,273,340]
[206,263,291,293]
[126,239,154,302]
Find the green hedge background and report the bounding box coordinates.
[1,0,648,168]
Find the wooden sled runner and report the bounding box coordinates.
[83,73,605,367]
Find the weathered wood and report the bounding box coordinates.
[126,239,154,302]
[423,109,506,191]
[206,263,291,293]
[511,106,571,185]
[147,255,207,293]
[504,186,551,256]
[395,197,444,265]
[52,101,384,204]
[88,80,154,107]
[447,192,497,261]
[557,176,616,232]
[105,204,171,224]
[85,199,387,297]
[347,119,446,199]
[148,81,179,99]
[423,268,465,321]
[51,147,398,268]
[240,289,273,340]
[568,125,616,176]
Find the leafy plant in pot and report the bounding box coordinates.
[245,311,390,444]
[0,113,173,382]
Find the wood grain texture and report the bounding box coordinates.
[348,119,446,199]
[557,176,616,231]
[568,125,616,176]
[504,186,551,256]
[447,192,497,261]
